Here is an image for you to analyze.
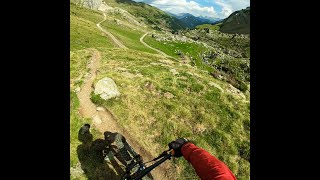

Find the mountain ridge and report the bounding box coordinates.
[219,7,250,34]
[167,12,222,29]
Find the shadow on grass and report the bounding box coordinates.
[77,124,124,180]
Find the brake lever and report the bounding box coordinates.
[153,149,172,161]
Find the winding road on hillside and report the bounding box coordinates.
[96,13,128,49]
[140,32,172,58]
[97,10,173,59]
[77,49,174,180]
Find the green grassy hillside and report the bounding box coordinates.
[219,7,250,34]
[70,3,116,50]
[146,26,250,92]
[143,34,214,72]
[103,0,186,32]
[90,48,250,179]
[196,23,222,31]
[99,20,156,53]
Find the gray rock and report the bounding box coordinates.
[164,92,174,99]
[170,69,179,75]
[115,67,128,72]
[75,87,81,92]
[94,77,121,100]
[136,73,143,78]
[70,163,84,178]
[96,107,105,111]
[84,72,90,78]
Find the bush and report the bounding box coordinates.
[210,70,222,79]
[237,140,250,162]
[237,81,248,92]
[90,92,104,106]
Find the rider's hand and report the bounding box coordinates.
[168,138,189,157]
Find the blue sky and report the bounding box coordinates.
[132,0,250,19]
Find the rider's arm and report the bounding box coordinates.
[181,143,237,180]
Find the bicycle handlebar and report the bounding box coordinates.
[131,152,172,180]
[122,150,173,180]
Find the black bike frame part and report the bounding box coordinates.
[132,153,172,180]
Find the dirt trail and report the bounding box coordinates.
[140,32,173,58]
[97,13,128,49]
[77,49,174,180]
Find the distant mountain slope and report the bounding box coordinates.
[103,0,186,32]
[219,7,250,34]
[171,12,221,29]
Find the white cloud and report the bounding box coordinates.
[133,0,250,19]
[221,7,233,17]
[145,0,217,18]
[214,0,250,17]
[229,0,250,11]
[215,0,233,17]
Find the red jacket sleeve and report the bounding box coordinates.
[181,143,237,180]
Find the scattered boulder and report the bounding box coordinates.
[114,19,121,25]
[210,71,223,80]
[145,82,155,92]
[96,107,105,111]
[115,67,128,72]
[159,59,174,65]
[226,84,246,99]
[75,87,81,92]
[170,69,179,75]
[209,82,224,93]
[175,50,183,56]
[227,84,240,94]
[164,92,174,99]
[136,73,143,78]
[193,123,206,134]
[84,72,90,78]
[94,77,121,100]
[70,163,84,178]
